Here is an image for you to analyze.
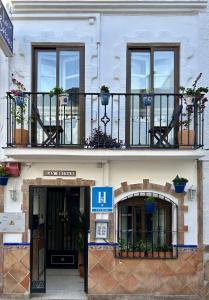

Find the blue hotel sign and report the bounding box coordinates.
[91,187,113,213]
[0,0,13,56]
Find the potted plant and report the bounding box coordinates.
[141,89,154,106]
[179,74,208,148]
[134,240,146,258]
[85,127,122,149]
[100,85,110,106]
[0,166,9,186]
[172,175,188,193]
[49,86,68,105]
[159,244,173,258]
[10,76,29,147]
[118,239,128,258]
[75,212,85,277]
[144,196,157,214]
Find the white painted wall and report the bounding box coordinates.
[3,159,198,245]
[1,1,209,247]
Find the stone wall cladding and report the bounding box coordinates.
[3,246,30,294]
[88,247,204,298]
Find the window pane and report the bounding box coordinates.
[59,51,80,90]
[37,51,56,91]
[130,51,151,145]
[154,51,174,93]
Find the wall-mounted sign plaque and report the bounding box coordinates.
[0,213,25,232]
[43,170,76,177]
[0,0,13,56]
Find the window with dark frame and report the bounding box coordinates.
[32,46,85,146]
[126,45,179,146]
[116,194,178,259]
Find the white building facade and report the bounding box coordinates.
[0,0,209,298]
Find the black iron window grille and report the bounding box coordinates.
[115,192,178,259]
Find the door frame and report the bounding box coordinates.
[126,43,180,146]
[31,44,85,146]
[29,185,90,294]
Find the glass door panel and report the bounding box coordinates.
[130,51,151,145]
[153,51,175,144]
[36,51,57,144]
[59,51,80,144]
[34,48,82,146]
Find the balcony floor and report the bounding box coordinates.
[3,147,207,163]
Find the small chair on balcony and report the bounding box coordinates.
[149,105,183,148]
[33,104,64,147]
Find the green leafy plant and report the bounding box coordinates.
[118,239,128,252]
[75,212,85,253]
[145,196,156,203]
[134,240,146,252]
[140,88,154,94]
[160,243,172,252]
[0,166,9,177]
[172,175,188,185]
[49,86,64,98]
[100,85,110,93]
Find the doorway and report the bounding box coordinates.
[29,186,90,295]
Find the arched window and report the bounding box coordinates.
[116,192,178,259]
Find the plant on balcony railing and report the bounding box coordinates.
[178,73,208,148]
[10,75,29,147]
[100,85,110,106]
[85,128,122,149]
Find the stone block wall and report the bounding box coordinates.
[88,247,204,298]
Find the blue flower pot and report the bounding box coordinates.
[0,177,8,186]
[144,202,156,214]
[143,94,152,106]
[100,93,110,105]
[174,184,186,193]
[15,96,25,106]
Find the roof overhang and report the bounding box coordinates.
[11,0,208,18]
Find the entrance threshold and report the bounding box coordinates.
[30,269,87,300]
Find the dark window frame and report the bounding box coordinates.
[125,44,180,146]
[31,44,85,146]
[116,193,178,259]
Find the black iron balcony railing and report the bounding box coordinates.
[6,92,204,149]
[115,231,178,259]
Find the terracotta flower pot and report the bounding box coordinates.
[178,129,195,149]
[15,129,29,147]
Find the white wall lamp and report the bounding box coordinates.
[187,186,196,201]
[9,182,18,201]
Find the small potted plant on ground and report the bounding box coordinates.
[0,166,9,186]
[172,175,188,193]
[100,85,110,106]
[10,76,29,147]
[49,86,69,105]
[75,212,85,277]
[141,89,154,106]
[144,196,157,214]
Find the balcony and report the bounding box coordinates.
[6,92,204,152]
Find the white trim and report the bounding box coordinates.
[11,0,208,16]
[3,148,207,162]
